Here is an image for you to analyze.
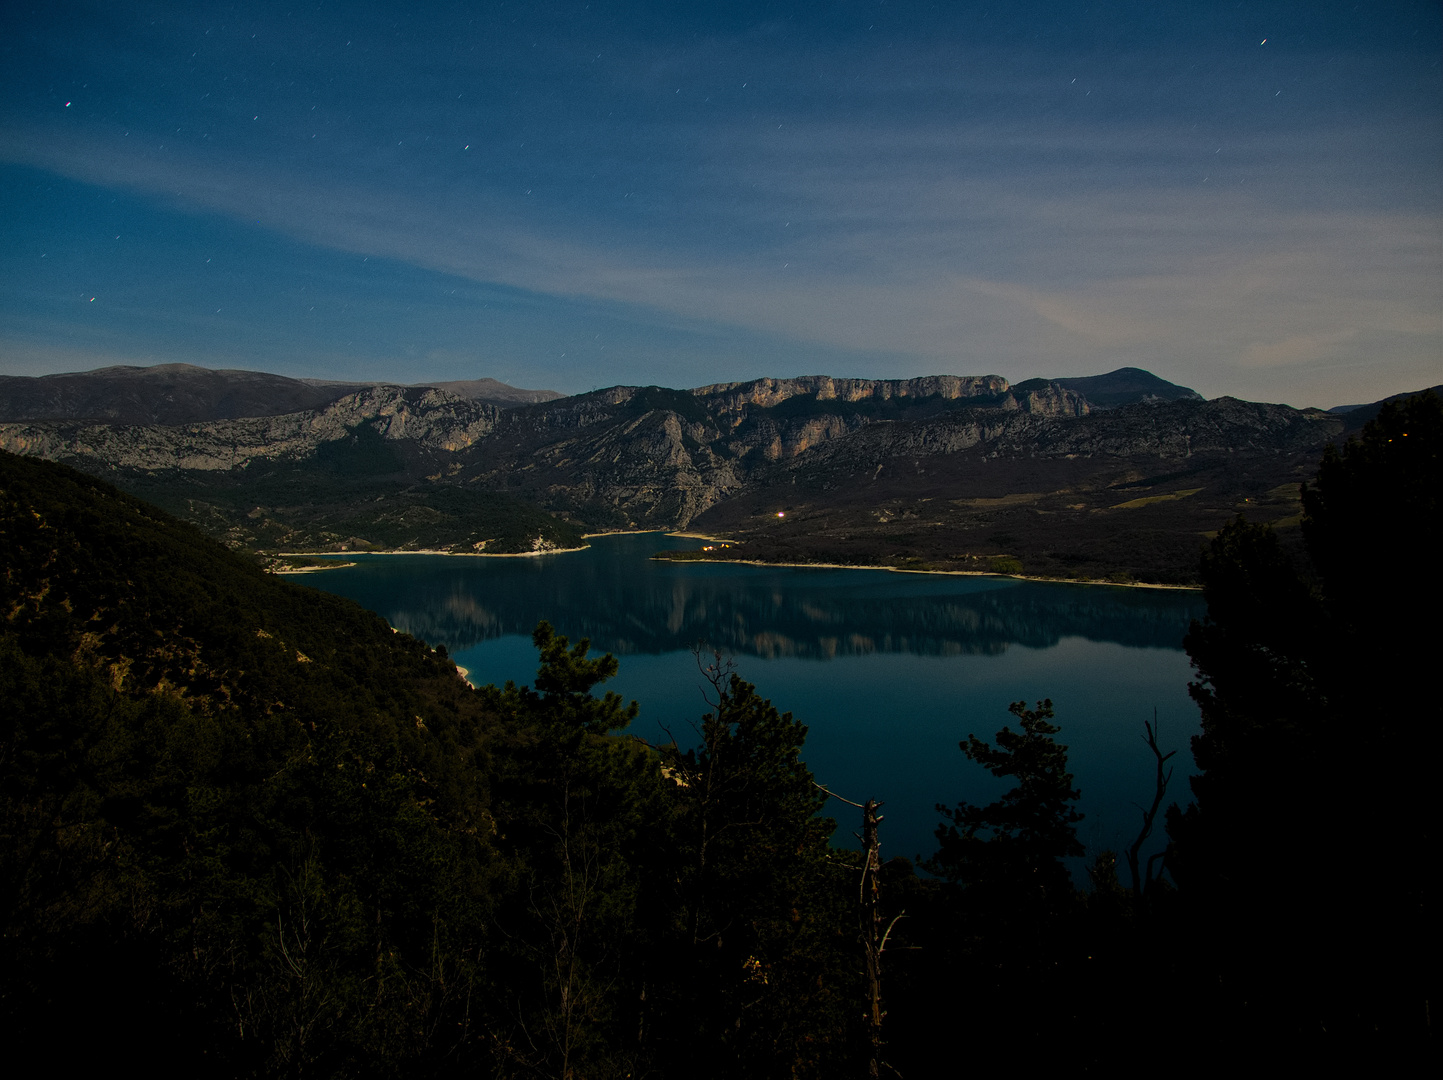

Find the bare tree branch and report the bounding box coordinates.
[1125,710,1176,901]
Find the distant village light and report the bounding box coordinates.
[777,511,785,518]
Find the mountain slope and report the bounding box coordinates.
[0,363,561,424]
[0,448,501,1068]
[685,396,1341,582]
[0,385,584,553]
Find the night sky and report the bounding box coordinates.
[2,1,1438,406]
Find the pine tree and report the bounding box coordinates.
[902,700,1086,1071]
[483,622,659,1079]
[925,699,1083,910]
[648,656,845,1078]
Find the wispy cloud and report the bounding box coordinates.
[1,2,1438,404]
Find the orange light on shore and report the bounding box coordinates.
[776,511,785,518]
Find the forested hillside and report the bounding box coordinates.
[1,450,498,1070]
[0,449,853,1075]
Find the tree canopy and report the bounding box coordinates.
[0,450,857,1076]
[926,698,1083,910]
[1169,390,1440,1052]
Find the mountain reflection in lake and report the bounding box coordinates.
[303,533,1206,876]
[308,534,1204,659]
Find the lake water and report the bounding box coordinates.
[301,532,1206,877]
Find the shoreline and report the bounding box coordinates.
[273,560,357,575]
[665,530,742,544]
[582,528,742,543]
[274,544,590,561]
[649,553,1200,591]
[270,537,1197,590]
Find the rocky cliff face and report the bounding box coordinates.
[754,394,1338,472]
[692,374,1013,418]
[690,377,1087,469]
[449,389,742,529]
[673,390,1348,583]
[0,386,500,472]
[428,377,1093,528]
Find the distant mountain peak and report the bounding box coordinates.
[419,378,563,406]
[1037,367,1204,410]
[0,363,562,424]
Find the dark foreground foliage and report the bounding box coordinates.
[3,386,1436,1075]
[0,449,854,1076]
[1168,390,1440,1063]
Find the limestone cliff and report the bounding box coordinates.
[692,374,1013,419]
[0,386,500,472]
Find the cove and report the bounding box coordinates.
[300,532,1206,875]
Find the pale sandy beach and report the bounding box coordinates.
[275,545,589,562]
[649,554,1200,591]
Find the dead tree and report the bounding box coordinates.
[1125,712,1176,901]
[817,785,905,1079]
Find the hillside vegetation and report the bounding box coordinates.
[0,449,848,1075]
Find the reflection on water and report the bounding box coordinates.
[301,532,1206,873]
[304,533,1205,660]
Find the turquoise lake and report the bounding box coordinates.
[300,532,1207,876]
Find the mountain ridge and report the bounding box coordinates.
[0,363,561,425]
[1,363,1386,582]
